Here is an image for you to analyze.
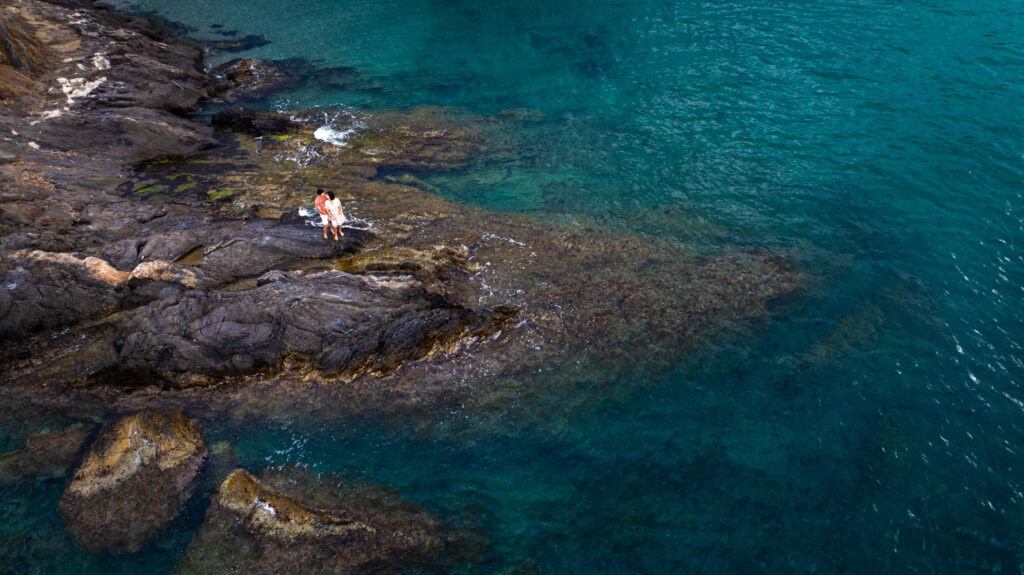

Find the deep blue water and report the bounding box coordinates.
[3,0,1024,572]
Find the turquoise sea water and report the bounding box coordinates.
[3,0,1023,572]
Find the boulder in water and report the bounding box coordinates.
[58,409,207,554]
[178,468,444,574]
[210,58,299,102]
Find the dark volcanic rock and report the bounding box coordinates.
[211,107,300,136]
[90,39,213,113]
[208,58,384,103]
[108,270,488,381]
[177,468,444,575]
[0,423,95,484]
[0,249,208,344]
[0,251,128,342]
[34,107,216,164]
[58,409,206,554]
[210,58,300,103]
[137,230,203,262]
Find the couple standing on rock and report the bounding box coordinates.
[315,188,346,241]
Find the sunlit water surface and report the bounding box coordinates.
[2,0,1023,572]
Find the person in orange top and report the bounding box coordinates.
[314,188,330,240]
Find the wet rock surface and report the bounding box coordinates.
[209,58,300,103]
[177,468,445,575]
[211,107,300,136]
[57,409,207,554]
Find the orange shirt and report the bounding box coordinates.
[315,194,328,214]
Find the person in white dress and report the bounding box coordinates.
[325,190,345,241]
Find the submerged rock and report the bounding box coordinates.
[210,58,299,103]
[177,468,444,575]
[0,423,95,484]
[58,409,207,554]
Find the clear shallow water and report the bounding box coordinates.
[4,0,1024,572]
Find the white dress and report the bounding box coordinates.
[326,198,345,226]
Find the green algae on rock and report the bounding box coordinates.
[178,467,445,575]
[206,188,239,201]
[57,409,207,554]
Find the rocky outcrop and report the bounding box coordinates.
[0,423,94,484]
[33,106,216,164]
[58,409,206,554]
[98,269,509,383]
[177,468,444,575]
[0,0,217,252]
[0,249,199,342]
[0,216,369,344]
[0,250,128,341]
[0,0,802,429]
[209,58,300,103]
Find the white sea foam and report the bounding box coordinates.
[298,206,323,227]
[483,233,526,247]
[313,125,358,146]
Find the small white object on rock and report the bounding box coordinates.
[28,142,40,150]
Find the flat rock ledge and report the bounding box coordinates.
[58,409,207,554]
[178,468,445,574]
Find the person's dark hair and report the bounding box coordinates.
[316,188,324,195]
[328,191,336,200]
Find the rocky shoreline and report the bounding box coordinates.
[0,0,801,421]
[1,0,802,568]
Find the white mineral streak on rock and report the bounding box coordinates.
[30,109,64,125]
[57,76,106,104]
[27,142,40,150]
[92,54,110,70]
[253,499,277,517]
